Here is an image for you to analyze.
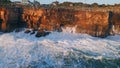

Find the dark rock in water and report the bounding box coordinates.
[46,32,51,35]
[30,31,35,35]
[24,29,31,33]
[35,29,50,37]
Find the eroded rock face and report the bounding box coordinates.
[75,11,110,37]
[0,8,7,32]
[22,8,44,29]
[0,7,24,32]
[22,8,76,31]
[0,7,120,37]
[22,8,111,37]
[110,12,120,35]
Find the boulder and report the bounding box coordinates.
[30,30,35,35]
[24,29,31,33]
[35,29,50,37]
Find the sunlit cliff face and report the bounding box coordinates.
[111,13,120,34]
[75,11,110,37]
[0,7,119,37]
[22,9,44,29]
[22,8,111,37]
[0,8,7,31]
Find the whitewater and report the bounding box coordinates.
[0,29,120,68]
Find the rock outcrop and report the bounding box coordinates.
[22,8,112,37]
[0,7,7,32]
[35,29,50,37]
[0,7,120,37]
[75,11,110,37]
[110,12,120,35]
[0,7,24,32]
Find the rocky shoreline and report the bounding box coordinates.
[0,5,120,37]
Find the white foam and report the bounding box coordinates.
[61,26,77,33]
[0,31,120,67]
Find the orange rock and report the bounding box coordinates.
[0,8,7,31]
[16,7,120,37]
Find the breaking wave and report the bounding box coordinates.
[0,31,120,68]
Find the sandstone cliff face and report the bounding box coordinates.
[111,12,120,35]
[0,7,23,32]
[0,8,7,31]
[75,11,110,37]
[0,7,120,37]
[39,9,75,31]
[22,8,111,37]
[22,8,43,29]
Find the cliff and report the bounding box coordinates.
[111,12,120,35]
[22,8,111,37]
[0,7,23,32]
[0,7,120,37]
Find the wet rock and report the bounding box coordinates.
[35,29,50,37]
[24,29,31,33]
[30,31,35,35]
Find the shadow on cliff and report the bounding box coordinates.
[0,7,28,32]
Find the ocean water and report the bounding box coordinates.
[0,30,120,68]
